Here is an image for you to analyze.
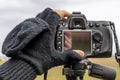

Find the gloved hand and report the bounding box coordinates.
[2,8,84,76]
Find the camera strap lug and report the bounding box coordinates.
[110,22,120,65]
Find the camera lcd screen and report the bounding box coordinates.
[63,30,92,54]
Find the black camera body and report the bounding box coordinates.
[55,12,113,58]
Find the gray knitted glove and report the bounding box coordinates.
[2,8,82,76]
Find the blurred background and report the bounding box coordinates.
[0,0,120,80]
[0,0,120,58]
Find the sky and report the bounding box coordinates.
[0,0,120,58]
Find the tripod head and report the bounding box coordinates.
[63,59,116,80]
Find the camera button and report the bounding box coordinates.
[95,43,101,49]
[102,23,109,27]
[58,42,62,45]
[58,46,62,49]
[57,34,62,37]
[95,48,100,52]
[95,23,100,27]
[58,31,62,34]
[89,23,94,27]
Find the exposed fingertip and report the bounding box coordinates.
[73,50,85,57]
[62,10,71,17]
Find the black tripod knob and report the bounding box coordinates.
[63,62,87,80]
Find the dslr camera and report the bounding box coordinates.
[54,12,120,80]
[55,12,113,58]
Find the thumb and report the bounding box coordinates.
[55,50,84,66]
[73,50,85,57]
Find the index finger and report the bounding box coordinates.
[54,9,71,18]
[62,10,71,17]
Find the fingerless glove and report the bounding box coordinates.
[1,8,82,80]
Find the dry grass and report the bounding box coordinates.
[88,57,119,68]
